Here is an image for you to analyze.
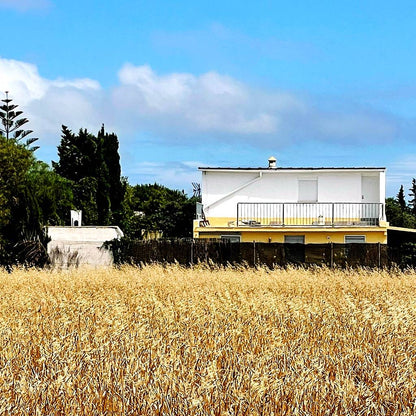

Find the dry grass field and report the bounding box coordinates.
[0,265,415,415]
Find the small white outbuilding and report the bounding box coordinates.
[46,225,123,268]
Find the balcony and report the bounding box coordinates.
[236,202,384,227]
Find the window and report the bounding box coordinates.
[221,235,241,243]
[298,179,318,202]
[284,235,305,244]
[344,235,366,243]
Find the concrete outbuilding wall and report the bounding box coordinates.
[47,226,123,268]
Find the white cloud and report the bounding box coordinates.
[114,64,280,136]
[0,57,400,149]
[112,63,398,144]
[0,0,51,11]
[0,57,101,136]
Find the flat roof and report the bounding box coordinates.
[199,167,386,172]
[388,226,416,233]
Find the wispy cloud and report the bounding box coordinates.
[126,161,202,192]
[387,155,416,189]
[0,0,51,11]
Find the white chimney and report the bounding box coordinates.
[268,156,277,168]
[70,210,82,227]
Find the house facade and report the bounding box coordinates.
[193,158,388,244]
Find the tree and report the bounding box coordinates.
[99,125,125,223]
[386,197,416,228]
[123,183,197,239]
[0,91,39,151]
[397,185,407,211]
[0,135,46,265]
[409,179,416,216]
[53,125,125,225]
[27,161,74,226]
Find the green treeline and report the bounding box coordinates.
[0,96,197,266]
[386,182,416,229]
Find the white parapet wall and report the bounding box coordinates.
[46,226,124,268]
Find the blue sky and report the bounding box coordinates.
[1,0,415,197]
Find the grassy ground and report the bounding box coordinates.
[0,265,415,415]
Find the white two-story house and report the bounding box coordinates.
[193,157,388,244]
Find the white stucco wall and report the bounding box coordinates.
[201,169,385,218]
[47,226,123,268]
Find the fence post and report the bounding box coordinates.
[204,240,208,263]
[190,239,194,266]
[253,240,256,266]
[378,242,381,268]
[330,242,334,268]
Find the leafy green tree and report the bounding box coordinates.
[73,177,99,224]
[27,161,74,226]
[0,91,39,151]
[0,135,45,265]
[123,183,197,239]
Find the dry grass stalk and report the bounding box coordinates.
[0,265,415,415]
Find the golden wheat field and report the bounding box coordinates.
[0,265,416,415]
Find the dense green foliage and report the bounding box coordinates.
[385,197,416,228]
[122,183,198,239]
[53,125,125,225]
[27,161,74,226]
[0,135,48,265]
[386,181,416,229]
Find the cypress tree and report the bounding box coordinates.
[409,179,416,216]
[397,185,406,211]
[100,125,124,221]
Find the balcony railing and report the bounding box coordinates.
[236,202,384,227]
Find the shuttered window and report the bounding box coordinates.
[345,235,366,243]
[284,235,305,244]
[221,235,241,243]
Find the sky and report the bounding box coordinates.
[0,0,415,197]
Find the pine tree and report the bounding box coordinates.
[0,91,38,151]
[397,185,406,211]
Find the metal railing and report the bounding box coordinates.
[236,202,384,227]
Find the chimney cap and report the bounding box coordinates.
[268,156,277,168]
